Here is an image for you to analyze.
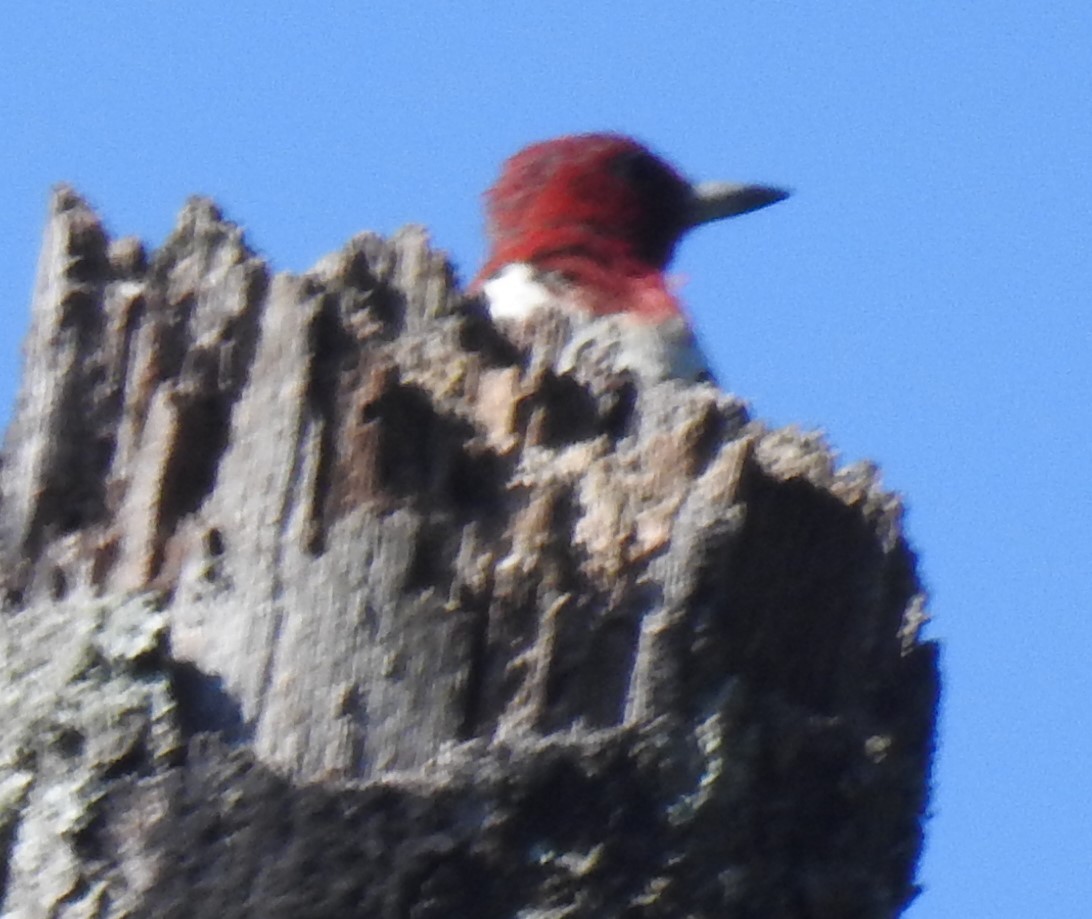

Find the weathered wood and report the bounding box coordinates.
[0,188,938,917]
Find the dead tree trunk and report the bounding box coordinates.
[0,188,938,918]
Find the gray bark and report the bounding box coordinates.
[0,187,938,918]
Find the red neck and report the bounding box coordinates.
[474,232,684,323]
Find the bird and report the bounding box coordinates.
[471,132,788,383]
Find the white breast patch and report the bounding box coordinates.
[482,263,559,320]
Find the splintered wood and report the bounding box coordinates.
[0,189,937,918]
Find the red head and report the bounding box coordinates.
[473,133,787,322]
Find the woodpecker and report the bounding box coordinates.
[472,133,787,383]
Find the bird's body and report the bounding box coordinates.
[472,133,787,382]
[483,261,713,381]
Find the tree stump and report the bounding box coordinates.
[0,188,938,918]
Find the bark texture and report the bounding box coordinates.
[0,188,938,918]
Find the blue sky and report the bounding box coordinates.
[2,5,1090,915]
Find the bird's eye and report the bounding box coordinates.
[608,150,667,189]
[607,150,689,212]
